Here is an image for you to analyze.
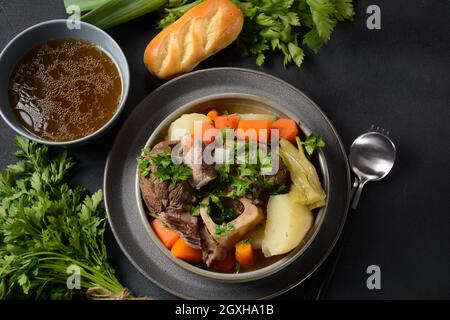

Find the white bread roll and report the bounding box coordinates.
[143,0,244,80]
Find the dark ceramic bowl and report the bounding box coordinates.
[135,93,330,282]
[104,68,350,299]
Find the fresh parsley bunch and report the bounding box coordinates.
[158,0,355,67]
[0,137,127,299]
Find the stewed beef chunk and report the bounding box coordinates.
[270,159,290,186]
[139,140,197,216]
[168,181,196,208]
[200,226,227,267]
[160,207,202,249]
[148,140,178,156]
[184,144,217,189]
[139,175,169,218]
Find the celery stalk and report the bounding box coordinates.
[157,0,204,28]
[279,138,326,210]
[81,0,168,29]
[64,0,109,13]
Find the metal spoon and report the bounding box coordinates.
[349,130,396,209]
[309,128,396,300]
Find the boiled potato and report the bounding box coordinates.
[238,113,276,123]
[262,194,314,257]
[168,113,211,141]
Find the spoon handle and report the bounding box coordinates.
[350,177,359,200]
[351,180,365,209]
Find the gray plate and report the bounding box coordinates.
[104,68,350,299]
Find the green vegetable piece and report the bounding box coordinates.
[184,204,200,217]
[302,133,325,155]
[81,0,168,29]
[279,137,326,209]
[64,0,109,13]
[145,151,192,185]
[230,177,253,197]
[215,222,235,237]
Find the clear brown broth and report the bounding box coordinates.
[8,38,122,141]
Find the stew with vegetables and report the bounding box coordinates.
[137,108,327,273]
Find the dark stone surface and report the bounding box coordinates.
[0,0,449,299]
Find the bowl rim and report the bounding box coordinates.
[134,92,331,282]
[0,19,130,146]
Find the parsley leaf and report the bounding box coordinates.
[217,164,231,183]
[184,204,200,217]
[302,134,326,155]
[139,150,192,185]
[229,177,253,197]
[303,27,324,53]
[306,0,336,41]
[137,147,151,177]
[137,157,151,178]
[215,222,235,237]
[334,0,355,21]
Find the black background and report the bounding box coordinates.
[0,0,449,299]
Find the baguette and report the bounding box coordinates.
[143,0,244,80]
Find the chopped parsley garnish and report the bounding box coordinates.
[215,222,235,237]
[302,134,325,155]
[183,204,200,217]
[219,126,235,141]
[217,164,231,183]
[207,141,288,200]
[229,177,253,197]
[137,147,151,178]
[137,150,192,185]
[235,261,241,274]
[236,162,259,177]
[137,157,151,178]
[259,152,274,174]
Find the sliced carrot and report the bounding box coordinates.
[235,240,254,269]
[202,123,220,144]
[171,238,202,264]
[214,115,239,130]
[207,109,220,121]
[237,119,272,142]
[271,118,299,143]
[151,219,179,249]
[211,250,236,272]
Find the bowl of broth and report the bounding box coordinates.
[0,19,129,146]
